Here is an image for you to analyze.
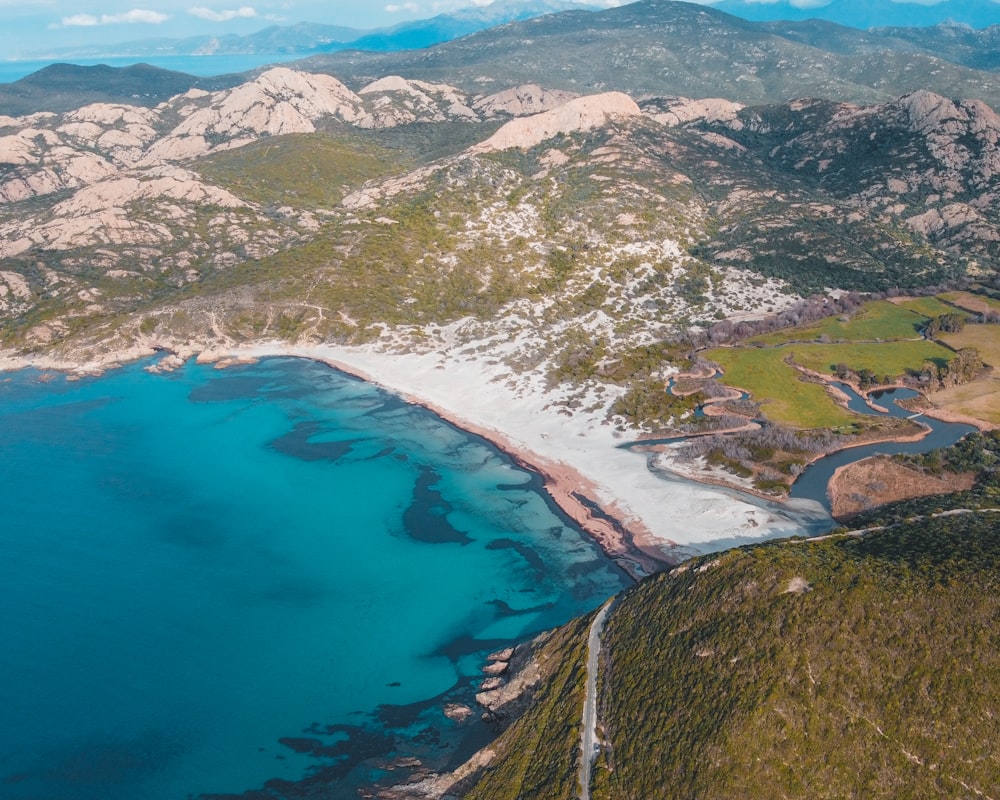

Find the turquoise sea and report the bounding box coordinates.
[0,357,629,799]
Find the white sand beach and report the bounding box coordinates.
[1,335,833,570]
[228,341,833,568]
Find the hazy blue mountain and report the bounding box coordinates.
[300,0,1000,108]
[714,0,1000,29]
[0,62,239,114]
[17,0,593,61]
[340,0,593,52]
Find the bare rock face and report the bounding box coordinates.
[647,96,745,128]
[473,84,579,118]
[0,270,33,315]
[471,91,643,153]
[906,202,1000,242]
[899,89,1000,182]
[144,68,366,162]
[0,127,120,203]
[357,75,477,128]
[58,104,161,166]
[0,164,254,257]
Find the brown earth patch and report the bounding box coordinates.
[829,455,977,519]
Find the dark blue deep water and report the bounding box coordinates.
[0,357,628,799]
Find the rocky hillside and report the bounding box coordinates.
[688,89,1000,285]
[442,501,1000,800]
[2,64,1000,389]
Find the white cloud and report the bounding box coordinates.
[62,13,100,25]
[188,5,258,20]
[61,8,170,25]
[385,2,419,12]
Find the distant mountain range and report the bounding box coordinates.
[715,0,1000,30]
[298,0,1000,108]
[21,0,1000,66]
[17,0,595,61]
[5,0,991,116]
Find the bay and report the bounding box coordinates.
[0,357,628,799]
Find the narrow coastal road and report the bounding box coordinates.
[579,598,615,800]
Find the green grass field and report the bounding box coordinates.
[786,339,954,377]
[749,300,928,346]
[706,347,857,428]
[708,326,956,428]
[889,295,963,320]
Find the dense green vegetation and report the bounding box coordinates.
[460,503,1000,799]
[453,426,1000,799]
[594,514,1000,799]
[197,132,407,208]
[461,614,595,800]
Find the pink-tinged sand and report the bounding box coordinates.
[234,343,829,568]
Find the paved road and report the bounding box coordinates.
[579,598,615,800]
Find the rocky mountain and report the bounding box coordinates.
[299,0,1000,109]
[2,61,999,377]
[686,90,1000,284]
[870,22,1000,72]
[755,18,1000,73]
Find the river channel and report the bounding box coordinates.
[625,383,976,517]
[787,385,977,509]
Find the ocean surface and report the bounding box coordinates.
[0,357,629,799]
[0,53,306,84]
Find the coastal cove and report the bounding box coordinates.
[0,357,629,799]
[0,347,982,799]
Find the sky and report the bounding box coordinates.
[1,0,999,60]
[0,0,618,58]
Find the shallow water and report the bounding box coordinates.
[0,357,628,799]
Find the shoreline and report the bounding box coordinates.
[311,354,672,580]
[0,340,840,562]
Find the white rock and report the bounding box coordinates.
[471,91,643,153]
[473,84,579,118]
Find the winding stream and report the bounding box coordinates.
[788,386,977,509]
[624,384,976,517]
